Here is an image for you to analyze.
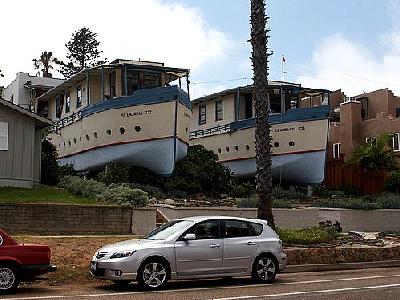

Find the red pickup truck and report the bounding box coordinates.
[0,229,56,294]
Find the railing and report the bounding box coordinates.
[50,111,82,132]
[189,123,231,139]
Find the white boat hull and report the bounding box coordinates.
[58,137,188,175]
[223,149,326,184]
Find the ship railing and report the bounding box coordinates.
[50,111,82,133]
[189,123,231,139]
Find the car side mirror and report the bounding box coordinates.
[182,233,196,241]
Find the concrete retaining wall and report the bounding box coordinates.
[0,204,156,235]
[156,205,400,232]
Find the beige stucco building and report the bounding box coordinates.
[0,97,52,188]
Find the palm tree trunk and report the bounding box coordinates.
[250,0,275,229]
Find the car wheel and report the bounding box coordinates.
[0,265,20,294]
[137,259,169,290]
[251,254,278,283]
[112,280,131,288]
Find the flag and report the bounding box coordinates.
[282,55,286,63]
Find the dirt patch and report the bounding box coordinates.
[16,236,135,285]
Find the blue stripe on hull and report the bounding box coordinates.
[58,138,188,175]
[223,150,327,184]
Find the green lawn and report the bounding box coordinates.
[0,185,99,205]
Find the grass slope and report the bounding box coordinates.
[0,185,98,205]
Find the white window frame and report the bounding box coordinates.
[333,143,341,159]
[390,133,400,152]
[0,122,9,151]
[365,137,377,145]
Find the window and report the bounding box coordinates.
[135,126,141,132]
[396,108,400,118]
[65,92,71,113]
[185,220,220,240]
[390,133,400,152]
[86,134,90,141]
[365,137,377,145]
[0,122,8,151]
[218,148,222,154]
[224,220,261,238]
[199,104,206,125]
[76,86,82,108]
[333,143,341,159]
[289,141,295,147]
[274,141,280,148]
[226,147,230,152]
[94,132,98,138]
[106,129,112,135]
[215,99,223,121]
[235,145,239,151]
[246,145,250,151]
[119,127,126,134]
[109,72,117,97]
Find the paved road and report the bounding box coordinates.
[5,267,400,300]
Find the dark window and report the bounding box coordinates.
[106,129,112,135]
[244,94,253,119]
[135,126,141,132]
[396,108,400,118]
[274,141,280,148]
[215,99,223,121]
[218,148,222,153]
[235,145,239,151]
[120,127,125,134]
[289,141,295,147]
[94,132,98,138]
[109,72,116,97]
[76,86,82,108]
[361,99,368,120]
[224,220,260,238]
[86,134,90,141]
[65,92,71,113]
[226,147,230,152]
[246,145,250,151]
[73,138,77,144]
[186,220,220,240]
[199,104,206,125]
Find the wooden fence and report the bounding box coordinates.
[325,158,388,194]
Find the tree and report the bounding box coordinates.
[250,0,275,229]
[57,27,106,78]
[349,133,398,171]
[32,51,58,78]
[0,68,4,98]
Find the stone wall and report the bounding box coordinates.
[0,204,156,235]
[156,205,400,232]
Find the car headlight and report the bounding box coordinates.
[110,250,136,259]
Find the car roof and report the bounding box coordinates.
[176,215,265,224]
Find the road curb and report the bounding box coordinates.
[284,260,400,273]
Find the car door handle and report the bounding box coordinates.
[246,241,256,246]
[210,243,221,248]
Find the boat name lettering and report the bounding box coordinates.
[274,126,306,133]
[121,110,152,117]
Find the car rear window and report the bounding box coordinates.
[224,220,263,238]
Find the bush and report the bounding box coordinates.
[385,171,400,193]
[312,184,331,198]
[129,183,166,199]
[166,145,232,197]
[313,198,380,210]
[277,227,340,245]
[372,193,400,209]
[129,166,163,186]
[230,181,256,198]
[236,196,294,208]
[272,186,306,199]
[272,198,294,208]
[41,140,59,186]
[99,184,148,207]
[97,162,129,184]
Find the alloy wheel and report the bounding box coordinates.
[142,262,167,288]
[255,257,276,281]
[0,268,15,291]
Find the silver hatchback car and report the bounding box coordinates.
[90,216,286,289]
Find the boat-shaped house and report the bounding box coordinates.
[190,82,331,184]
[39,59,191,174]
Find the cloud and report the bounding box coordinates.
[295,32,400,96]
[0,0,231,86]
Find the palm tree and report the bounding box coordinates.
[33,51,58,78]
[250,0,275,229]
[0,68,4,97]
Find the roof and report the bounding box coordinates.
[0,97,53,126]
[38,60,190,101]
[191,81,331,104]
[177,215,259,222]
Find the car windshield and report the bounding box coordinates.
[144,220,193,240]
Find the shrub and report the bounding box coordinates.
[236,197,257,208]
[372,193,400,209]
[41,140,59,186]
[312,184,331,198]
[97,162,129,184]
[230,181,256,198]
[272,198,294,208]
[277,227,340,245]
[272,186,306,199]
[129,166,163,186]
[58,164,76,178]
[80,179,107,199]
[385,171,400,193]
[313,197,380,210]
[99,184,148,207]
[166,189,188,199]
[129,183,166,199]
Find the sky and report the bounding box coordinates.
[0,0,399,98]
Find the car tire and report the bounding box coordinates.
[137,258,169,290]
[0,265,20,294]
[251,254,278,284]
[112,280,131,289]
